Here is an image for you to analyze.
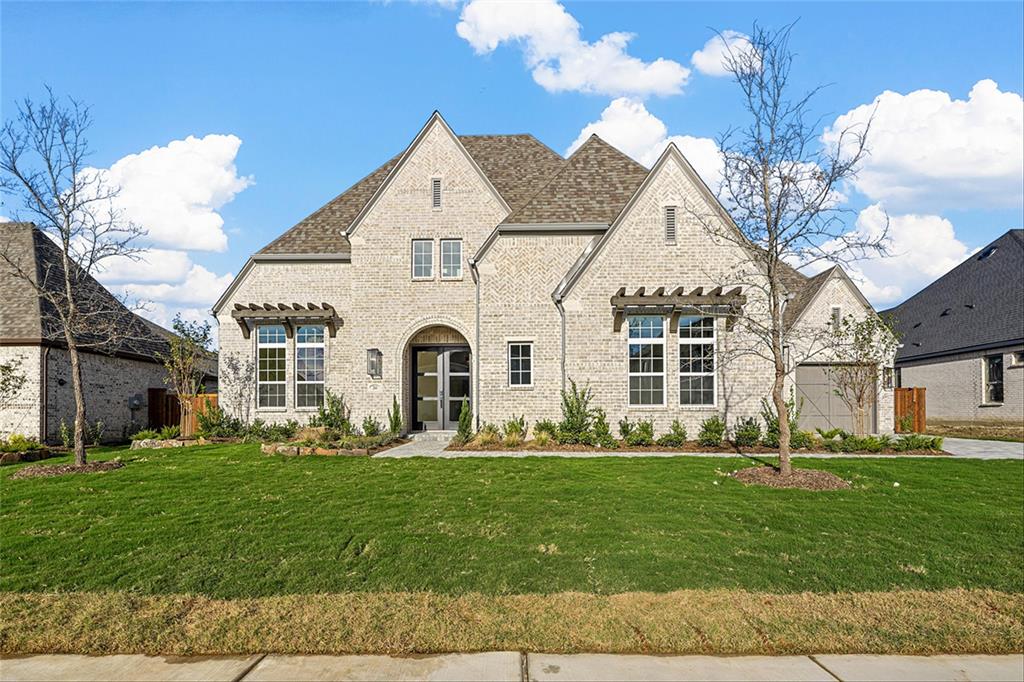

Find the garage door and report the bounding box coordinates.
[795,364,876,433]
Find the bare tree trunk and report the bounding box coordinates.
[66,337,87,465]
[772,339,792,476]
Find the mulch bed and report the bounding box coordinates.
[732,466,851,490]
[10,460,124,480]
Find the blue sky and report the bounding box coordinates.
[3,1,1022,326]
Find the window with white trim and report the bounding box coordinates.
[678,316,716,406]
[257,325,287,408]
[441,239,462,279]
[628,315,665,406]
[412,239,433,279]
[295,325,325,408]
[664,206,677,243]
[431,177,442,208]
[508,342,533,386]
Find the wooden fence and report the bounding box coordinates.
[147,389,218,437]
[894,387,926,433]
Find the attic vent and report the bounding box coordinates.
[913,322,922,328]
[978,246,997,261]
[431,178,442,209]
[912,342,922,347]
[664,206,677,242]
[940,308,952,316]
[965,303,975,309]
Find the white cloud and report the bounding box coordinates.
[815,204,974,305]
[94,249,193,284]
[120,264,234,306]
[455,0,689,97]
[823,79,1024,211]
[690,30,755,77]
[83,134,253,252]
[567,98,724,188]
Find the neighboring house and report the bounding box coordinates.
[213,112,893,436]
[884,230,1024,425]
[0,222,215,442]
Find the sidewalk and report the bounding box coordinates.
[2,652,1022,681]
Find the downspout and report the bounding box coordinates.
[553,293,566,393]
[469,257,481,430]
[40,346,50,443]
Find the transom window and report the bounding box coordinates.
[508,342,533,386]
[984,354,1004,404]
[295,325,325,408]
[441,239,462,279]
[628,315,665,406]
[678,316,716,406]
[257,325,287,408]
[412,239,433,279]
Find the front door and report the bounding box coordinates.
[413,346,471,430]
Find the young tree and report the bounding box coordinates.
[0,90,144,465]
[159,315,214,438]
[0,358,27,415]
[826,314,899,435]
[698,24,887,475]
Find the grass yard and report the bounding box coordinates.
[2,443,1022,655]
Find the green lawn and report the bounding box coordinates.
[2,444,1022,598]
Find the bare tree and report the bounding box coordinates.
[826,313,899,435]
[159,315,213,437]
[0,358,27,416]
[697,24,887,474]
[0,90,145,465]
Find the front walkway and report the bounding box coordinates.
[380,436,1023,459]
[2,652,1021,681]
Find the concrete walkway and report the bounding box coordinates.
[381,436,1023,459]
[2,653,1022,681]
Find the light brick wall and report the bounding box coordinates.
[0,346,42,439]
[900,346,1024,423]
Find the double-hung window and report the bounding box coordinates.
[984,354,1004,403]
[412,239,433,279]
[678,316,716,406]
[628,315,665,405]
[509,342,532,386]
[441,239,462,279]
[257,325,287,408]
[295,325,325,408]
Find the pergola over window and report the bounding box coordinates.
[231,302,342,339]
[610,286,746,333]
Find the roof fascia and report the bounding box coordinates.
[788,266,876,329]
[211,258,254,315]
[346,111,511,237]
[472,223,608,264]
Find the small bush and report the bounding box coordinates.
[624,419,655,447]
[244,418,299,443]
[698,416,726,446]
[760,395,802,447]
[308,390,353,435]
[59,419,72,448]
[816,427,848,440]
[335,432,398,451]
[0,434,44,453]
[618,417,634,440]
[85,420,105,446]
[361,416,383,437]
[733,417,761,447]
[898,413,915,433]
[130,429,160,441]
[533,431,552,447]
[894,434,944,451]
[158,425,180,440]
[387,395,402,435]
[196,403,245,438]
[502,415,527,439]
[534,419,558,437]
[557,379,594,444]
[656,419,688,447]
[591,409,618,448]
[474,422,500,447]
[457,398,473,444]
[790,430,815,450]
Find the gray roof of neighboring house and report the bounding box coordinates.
[0,221,176,363]
[882,229,1024,362]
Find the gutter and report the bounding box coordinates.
[553,293,567,393]
[469,256,481,430]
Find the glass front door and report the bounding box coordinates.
[413,346,471,430]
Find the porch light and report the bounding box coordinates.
[367,348,383,379]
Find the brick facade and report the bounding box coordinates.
[899,346,1024,423]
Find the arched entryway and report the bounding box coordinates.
[404,325,471,431]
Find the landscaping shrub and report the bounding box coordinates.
[307,390,353,435]
[533,431,552,447]
[453,398,473,446]
[733,417,761,447]
[474,423,500,447]
[618,417,634,440]
[816,427,848,440]
[624,419,654,447]
[656,419,688,447]
[336,432,397,451]
[245,419,299,443]
[0,434,44,453]
[533,419,558,437]
[698,416,726,446]
[502,415,527,447]
[361,416,383,437]
[898,413,915,433]
[196,404,245,438]
[790,430,815,450]
[591,409,618,449]
[158,425,181,440]
[556,379,594,444]
[84,420,105,446]
[387,395,402,435]
[894,434,944,451]
[130,429,160,441]
[760,395,802,447]
[59,419,71,449]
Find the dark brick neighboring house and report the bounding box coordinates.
[0,222,216,442]
[883,229,1024,425]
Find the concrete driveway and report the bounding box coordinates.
[940,437,1024,459]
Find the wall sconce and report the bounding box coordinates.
[367,348,382,379]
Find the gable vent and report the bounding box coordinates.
[431,178,442,209]
[664,206,677,242]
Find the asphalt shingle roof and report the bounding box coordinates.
[882,229,1024,361]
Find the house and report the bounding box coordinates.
[884,230,1023,425]
[212,113,892,436]
[0,222,215,442]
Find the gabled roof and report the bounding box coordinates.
[0,222,173,362]
[783,267,835,328]
[502,135,649,226]
[883,229,1024,362]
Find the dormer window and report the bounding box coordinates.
[664,206,677,243]
[431,178,442,209]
